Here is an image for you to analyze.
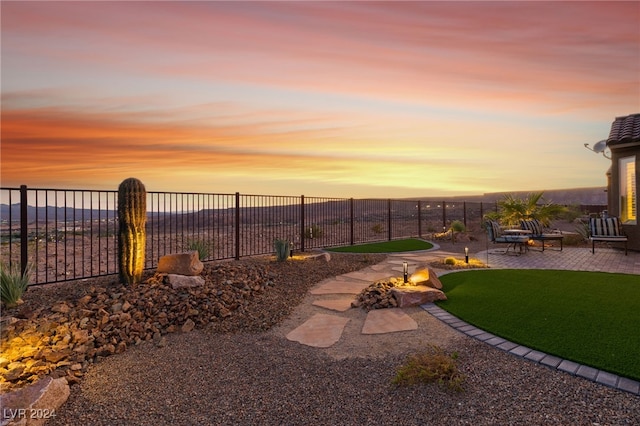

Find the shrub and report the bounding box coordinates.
[1,262,32,308]
[570,222,590,245]
[450,220,466,233]
[444,257,457,265]
[392,346,465,392]
[274,239,290,262]
[305,224,323,239]
[187,239,211,260]
[558,204,583,223]
[371,223,384,234]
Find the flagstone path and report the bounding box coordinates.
[282,245,640,396]
[285,251,438,348]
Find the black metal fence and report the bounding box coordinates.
[1,185,603,286]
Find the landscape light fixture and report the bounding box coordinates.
[290,242,294,258]
[464,247,469,264]
[584,140,611,159]
[403,262,408,283]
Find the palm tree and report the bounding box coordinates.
[492,192,566,227]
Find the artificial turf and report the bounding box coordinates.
[437,269,640,381]
[325,238,433,253]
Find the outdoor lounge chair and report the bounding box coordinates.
[520,219,564,252]
[485,220,530,255]
[589,217,628,255]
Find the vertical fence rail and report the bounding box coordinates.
[0,185,604,286]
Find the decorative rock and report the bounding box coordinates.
[157,251,203,276]
[0,376,69,426]
[51,303,71,314]
[409,267,443,289]
[181,319,195,333]
[165,274,205,290]
[309,252,331,262]
[391,285,447,307]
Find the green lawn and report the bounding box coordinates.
[326,238,433,253]
[437,269,640,381]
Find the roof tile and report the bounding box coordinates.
[607,113,640,144]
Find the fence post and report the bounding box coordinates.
[442,201,447,231]
[463,201,467,227]
[300,195,305,252]
[417,200,422,238]
[235,192,240,260]
[349,198,354,245]
[20,185,28,275]
[387,199,392,241]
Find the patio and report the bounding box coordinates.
[477,246,640,274]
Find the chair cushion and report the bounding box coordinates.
[589,217,622,236]
[496,235,529,243]
[486,221,502,241]
[520,219,543,236]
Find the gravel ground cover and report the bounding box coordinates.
[5,233,639,425]
[40,250,640,426]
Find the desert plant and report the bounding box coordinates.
[392,346,465,392]
[371,223,384,234]
[450,220,466,233]
[444,257,456,265]
[494,192,567,227]
[305,224,323,239]
[117,177,147,285]
[558,204,583,223]
[573,221,591,242]
[274,239,290,262]
[1,262,32,308]
[187,239,211,260]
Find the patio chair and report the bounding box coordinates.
[589,217,628,255]
[485,220,530,255]
[520,219,564,252]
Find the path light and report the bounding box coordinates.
[465,247,469,264]
[290,241,294,258]
[403,261,408,283]
[309,227,313,239]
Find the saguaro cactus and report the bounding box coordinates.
[118,178,147,285]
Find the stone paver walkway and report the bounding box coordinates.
[285,245,640,395]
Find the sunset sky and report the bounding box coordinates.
[2,1,639,199]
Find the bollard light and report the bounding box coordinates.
[290,242,294,258]
[403,261,408,283]
[465,247,469,264]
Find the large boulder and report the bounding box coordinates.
[0,376,69,426]
[157,251,203,276]
[165,274,205,290]
[408,267,443,289]
[391,286,447,307]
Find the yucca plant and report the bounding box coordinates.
[187,239,211,261]
[1,262,32,308]
[274,239,290,262]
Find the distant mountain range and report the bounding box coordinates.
[440,186,607,205]
[1,186,607,223]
